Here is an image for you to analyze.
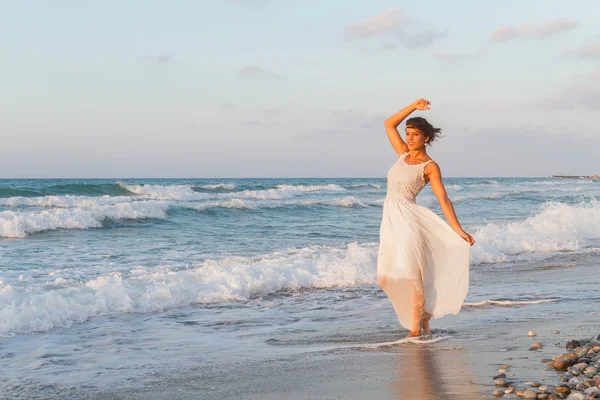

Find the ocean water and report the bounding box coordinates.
[1,177,599,397]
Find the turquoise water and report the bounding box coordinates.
[1,177,599,396]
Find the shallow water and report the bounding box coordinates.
[0,177,599,397]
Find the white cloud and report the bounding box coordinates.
[490,19,578,43]
[343,9,412,41]
[538,68,600,112]
[405,29,449,49]
[558,41,600,60]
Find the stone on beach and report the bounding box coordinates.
[530,342,543,350]
[523,388,538,399]
[528,331,537,337]
[492,388,505,397]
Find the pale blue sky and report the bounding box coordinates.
[1,0,599,178]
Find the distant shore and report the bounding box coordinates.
[552,175,600,179]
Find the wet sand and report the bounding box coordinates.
[84,316,599,400]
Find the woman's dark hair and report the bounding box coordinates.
[405,117,443,146]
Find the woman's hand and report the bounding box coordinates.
[458,230,475,246]
[412,98,431,110]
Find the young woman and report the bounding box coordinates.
[377,98,475,338]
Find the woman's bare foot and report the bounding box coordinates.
[405,330,421,338]
[421,313,432,335]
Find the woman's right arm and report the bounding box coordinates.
[384,99,430,155]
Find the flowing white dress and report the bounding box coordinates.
[377,152,470,330]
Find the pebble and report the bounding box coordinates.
[554,330,561,334]
[498,368,507,374]
[494,378,507,387]
[493,373,507,380]
[523,388,538,399]
[556,385,571,394]
[566,393,585,400]
[530,342,543,350]
[505,387,515,395]
[492,389,504,397]
[537,394,549,400]
[501,365,511,370]
[567,340,581,350]
[528,331,537,337]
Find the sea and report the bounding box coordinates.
[1,177,599,398]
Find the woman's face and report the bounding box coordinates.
[405,127,428,149]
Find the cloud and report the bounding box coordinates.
[343,9,447,50]
[239,65,282,79]
[558,41,600,60]
[537,68,600,112]
[490,19,578,43]
[405,29,449,49]
[220,102,237,111]
[343,9,412,41]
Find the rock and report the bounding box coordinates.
[530,342,544,350]
[528,331,537,337]
[566,393,585,400]
[583,379,595,388]
[556,385,571,394]
[584,387,600,395]
[516,388,526,397]
[574,363,589,371]
[576,383,587,391]
[588,350,597,358]
[585,367,598,375]
[537,394,549,400]
[593,346,600,353]
[501,364,511,370]
[505,387,516,394]
[577,348,589,358]
[494,373,507,380]
[567,340,581,350]
[498,368,508,374]
[523,388,538,399]
[492,389,505,397]
[495,378,507,387]
[554,330,561,334]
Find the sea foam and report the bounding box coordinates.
[0,242,377,335]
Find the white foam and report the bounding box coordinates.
[340,335,452,350]
[0,242,378,335]
[118,183,211,201]
[470,199,600,264]
[201,183,236,190]
[298,196,368,208]
[0,195,133,208]
[463,299,559,308]
[0,201,169,238]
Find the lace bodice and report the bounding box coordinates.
[384,152,432,204]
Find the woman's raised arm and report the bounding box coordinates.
[384,99,430,155]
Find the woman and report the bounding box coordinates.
[377,98,475,338]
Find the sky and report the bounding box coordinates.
[1,0,599,178]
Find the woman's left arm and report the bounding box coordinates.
[426,162,475,246]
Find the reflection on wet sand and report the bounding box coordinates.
[391,344,485,399]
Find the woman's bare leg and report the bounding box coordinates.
[421,312,432,335]
[406,282,425,338]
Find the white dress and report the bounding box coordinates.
[377,151,470,330]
